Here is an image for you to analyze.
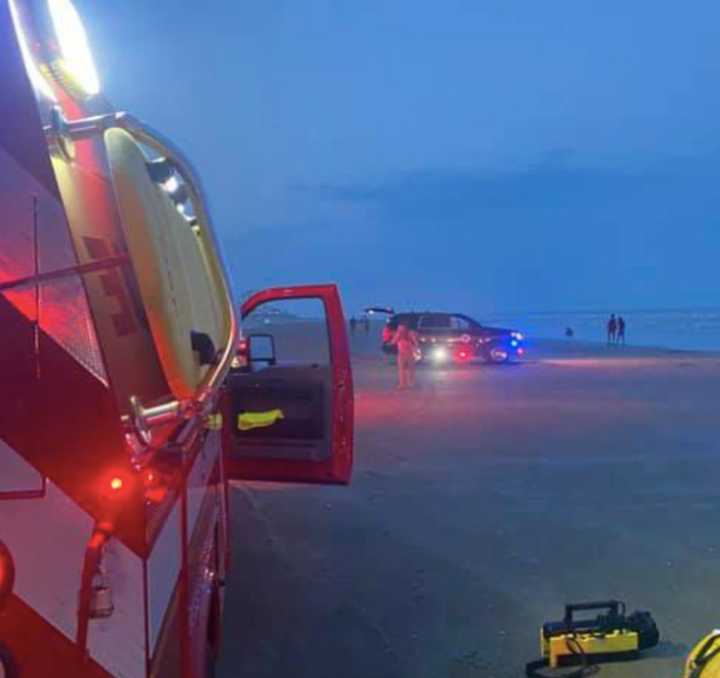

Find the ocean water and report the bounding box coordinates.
[485,309,720,353]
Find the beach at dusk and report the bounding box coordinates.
[217,327,720,678]
[3,1,720,676]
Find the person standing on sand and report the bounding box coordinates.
[617,316,626,344]
[607,314,617,344]
[391,323,418,389]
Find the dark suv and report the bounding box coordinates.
[368,309,524,364]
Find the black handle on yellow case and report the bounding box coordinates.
[564,600,622,624]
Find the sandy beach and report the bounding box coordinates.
[218,329,720,678]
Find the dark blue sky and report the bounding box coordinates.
[77,0,720,315]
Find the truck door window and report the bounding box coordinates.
[243,298,330,366]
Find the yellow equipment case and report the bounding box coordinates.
[527,600,659,677]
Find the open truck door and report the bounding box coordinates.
[223,284,354,484]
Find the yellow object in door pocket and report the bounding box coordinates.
[238,409,285,431]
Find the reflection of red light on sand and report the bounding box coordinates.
[542,358,663,369]
[354,390,406,424]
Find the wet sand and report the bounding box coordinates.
[218,330,720,678]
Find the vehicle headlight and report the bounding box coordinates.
[431,347,448,363]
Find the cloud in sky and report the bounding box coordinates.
[228,152,720,313]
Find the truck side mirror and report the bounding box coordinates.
[247,333,277,368]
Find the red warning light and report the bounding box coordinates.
[0,541,15,608]
[100,470,133,502]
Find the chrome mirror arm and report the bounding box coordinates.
[122,396,193,467]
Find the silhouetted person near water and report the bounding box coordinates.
[607,314,617,344]
[617,316,626,344]
[350,317,357,334]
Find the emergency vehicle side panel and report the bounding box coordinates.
[2,4,183,676]
[148,434,223,678]
[3,3,243,677]
[147,502,182,653]
[0,463,146,678]
[185,453,222,676]
[1,0,147,552]
[0,596,110,678]
[0,476,93,652]
[0,438,43,497]
[149,586,182,678]
[85,540,146,678]
[186,434,222,543]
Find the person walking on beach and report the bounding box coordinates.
[607,314,617,344]
[391,323,418,389]
[617,316,626,344]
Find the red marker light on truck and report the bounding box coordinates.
[101,471,132,501]
[0,541,15,608]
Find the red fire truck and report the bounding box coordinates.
[0,2,354,677]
